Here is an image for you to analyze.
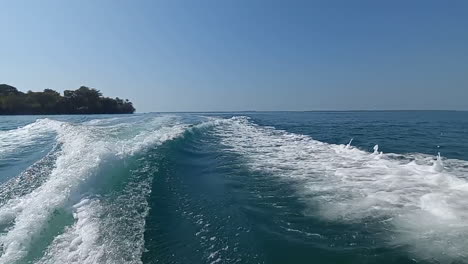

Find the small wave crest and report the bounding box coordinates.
[0,119,60,159]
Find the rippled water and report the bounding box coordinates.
[0,111,467,264]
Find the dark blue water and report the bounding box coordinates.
[0,111,467,264]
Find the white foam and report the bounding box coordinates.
[214,116,468,262]
[37,198,105,264]
[0,119,60,159]
[38,158,155,264]
[0,116,187,263]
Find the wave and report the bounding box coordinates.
[213,116,468,262]
[0,116,187,264]
[2,114,467,263]
[0,119,58,160]
[0,144,61,207]
[38,156,155,264]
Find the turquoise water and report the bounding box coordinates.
[0,111,467,264]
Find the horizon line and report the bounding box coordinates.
[140,109,468,114]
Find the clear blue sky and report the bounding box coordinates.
[1,0,467,112]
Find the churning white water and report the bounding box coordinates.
[214,116,468,262]
[0,116,187,264]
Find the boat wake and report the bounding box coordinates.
[0,116,187,264]
[214,116,468,263]
[0,114,467,263]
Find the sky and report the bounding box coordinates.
[1,0,467,112]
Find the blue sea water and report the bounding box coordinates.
[0,111,467,264]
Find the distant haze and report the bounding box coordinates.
[1,0,467,112]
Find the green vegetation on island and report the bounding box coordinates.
[0,84,135,115]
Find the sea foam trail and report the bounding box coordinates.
[0,119,57,159]
[0,116,187,264]
[38,156,156,264]
[214,116,468,262]
[0,144,60,207]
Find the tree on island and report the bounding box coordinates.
[0,84,135,115]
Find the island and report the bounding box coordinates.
[0,84,135,115]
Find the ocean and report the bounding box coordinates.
[0,111,467,264]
